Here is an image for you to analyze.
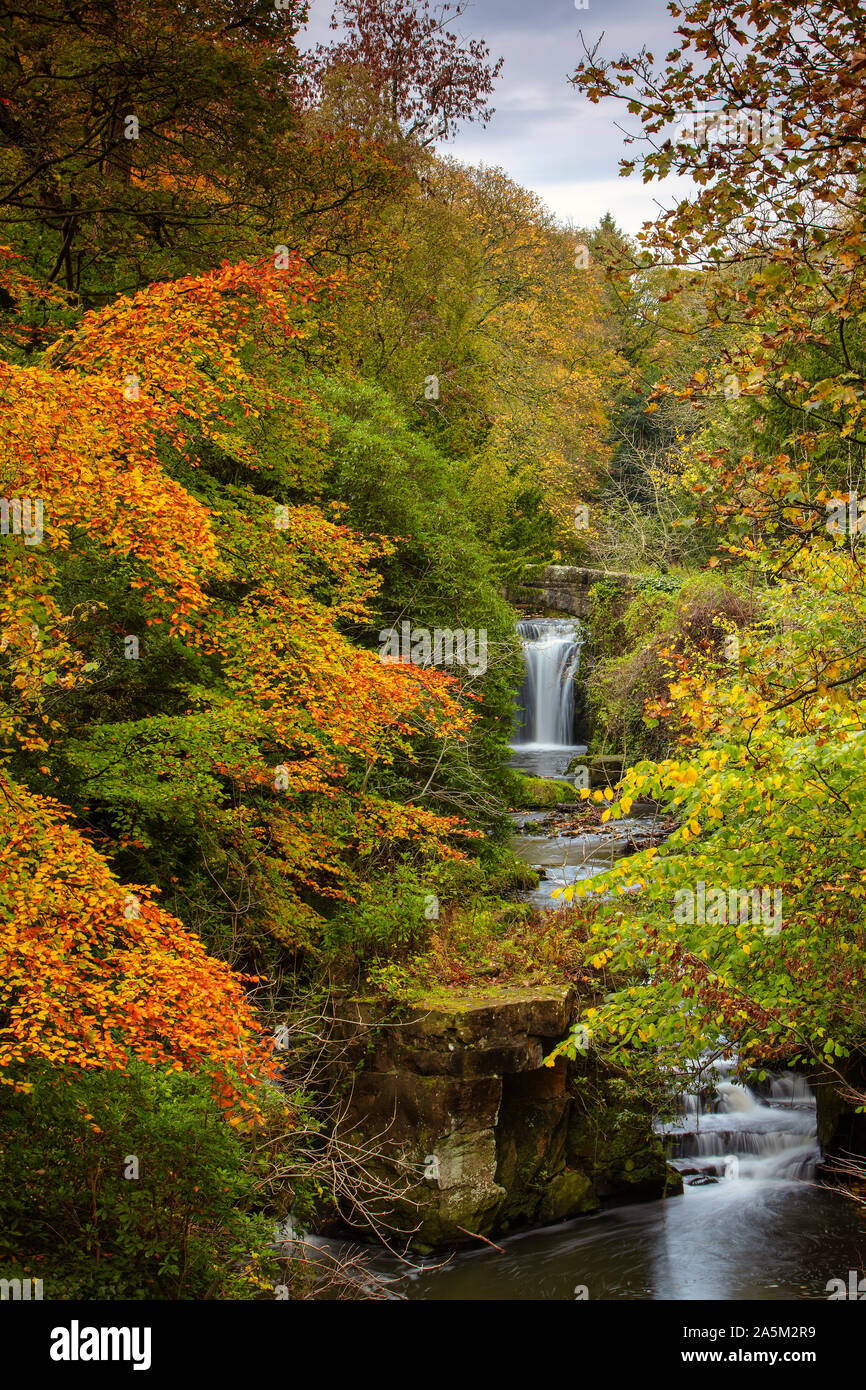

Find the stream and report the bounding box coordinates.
[380,618,865,1300]
[307,618,866,1300]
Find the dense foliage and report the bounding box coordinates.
[4,0,866,1299]
[551,0,866,1100]
[0,0,619,1297]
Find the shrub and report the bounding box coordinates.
[0,1062,298,1300]
[584,576,761,759]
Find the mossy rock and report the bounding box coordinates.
[665,1164,685,1197]
[566,1107,672,1198]
[491,861,540,893]
[509,774,579,808]
[538,1168,598,1223]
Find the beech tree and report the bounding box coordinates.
[551,1,866,1082]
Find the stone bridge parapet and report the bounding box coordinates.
[509,565,643,618]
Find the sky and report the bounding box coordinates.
[300,0,696,237]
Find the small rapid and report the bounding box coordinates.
[364,1065,855,1301]
[663,1062,820,1186]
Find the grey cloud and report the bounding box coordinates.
[301,0,690,234]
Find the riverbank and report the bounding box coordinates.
[324,610,866,1296]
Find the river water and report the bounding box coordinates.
[310,619,866,1299]
[371,617,866,1302]
[352,1061,865,1300]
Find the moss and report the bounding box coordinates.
[539,1169,598,1222]
[507,773,579,808]
[567,1115,670,1196]
[565,1065,674,1199]
[486,855,540,894]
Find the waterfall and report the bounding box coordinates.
[662,1062,819,1185]
[514,618,584,746]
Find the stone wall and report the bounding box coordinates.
[332,986,678,1250]
[509,565,642,618]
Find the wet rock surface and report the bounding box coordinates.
[335,987,674,1248]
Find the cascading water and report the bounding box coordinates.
[662,1061,819,1185]
[514,618,584,747]
[359,1058,852,1300]
[363,626,859,1299]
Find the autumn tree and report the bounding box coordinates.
[0,0,309,299]
[552,1,866,1086]
[299,0,503,144]
[0,244,484,1093]
[321,156,621,566]
[572,0,866,556]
